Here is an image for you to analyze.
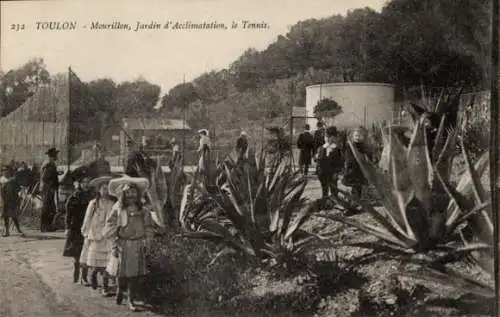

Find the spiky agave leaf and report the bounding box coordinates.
[317,213,411,250]
[397,266,494,299]
[348,140,412,237]
[327,188,416,246]
[407,117,434,213]
[429,243,492,267]
[458,142,493,240]
[179,169,200,228]
[277,179,308,239]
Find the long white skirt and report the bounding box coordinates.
[86,239,110,268]
[79,239,89,265]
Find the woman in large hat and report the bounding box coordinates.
[103,175,153,311]
[81,176,116,295]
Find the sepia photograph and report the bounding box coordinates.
[0,0,498,316]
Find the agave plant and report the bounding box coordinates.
[181,151,327,275]
[178,151,235,230]
[319,113,492,265]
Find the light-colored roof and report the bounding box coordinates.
[122,118,191,131]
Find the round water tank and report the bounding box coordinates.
[305,82,395,129]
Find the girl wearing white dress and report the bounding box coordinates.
[81,176,115,295]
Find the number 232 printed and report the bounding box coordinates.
[10,24,26,31]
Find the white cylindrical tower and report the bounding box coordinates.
[305,82,396,129]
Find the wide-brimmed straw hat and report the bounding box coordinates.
[89,176,113,188]
[198,129,209,134]
[108,175,149,197]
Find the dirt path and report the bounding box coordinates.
[0,231,160,317]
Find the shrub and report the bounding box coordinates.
[146,230,251,308]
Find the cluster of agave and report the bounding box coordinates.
[320,88,494,297]
[179,150,329,275]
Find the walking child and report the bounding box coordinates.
[81,176,115,296]
[63,174,93,283]
[103,175,154,311]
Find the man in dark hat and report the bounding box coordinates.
[1,166,24,237]
[297,124,315,176]
[316,126,343,199]
[39,147,60,232]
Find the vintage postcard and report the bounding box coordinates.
[0,0,497,316]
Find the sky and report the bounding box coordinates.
[1,0,387,96]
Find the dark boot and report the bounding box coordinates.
[127,278,138,311]
[80,266,90,286]
[73,260,80,283]
[101,272,112,297]
[90,269,98,290]
[116,278,125,305]
[12,218,23,235]
[3,218,10,237]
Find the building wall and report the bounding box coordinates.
[305,82,396,129]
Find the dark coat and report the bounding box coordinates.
[63,189,93,258]
[40,160,59,220]
[343,142,371,186]
[1,178,21,218]
[313,129,325,152]
[316,144,343,178]
[40,159,59,195]
[297,131,314,166]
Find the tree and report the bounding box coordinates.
[114,79,161,116]
[87,78,119,132]
[0,58,50,117]
[313,98,343,118]
[161,82,199,111]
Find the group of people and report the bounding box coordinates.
[0,159,43,236]
[297,122,371,200]
[63,145,156,312]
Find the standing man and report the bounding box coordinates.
[235,131,249,164]
[40,147,59,232]
[296,124,314,176]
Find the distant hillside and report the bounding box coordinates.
[161,0,490,146]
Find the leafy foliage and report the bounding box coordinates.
[0,58,50,117]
